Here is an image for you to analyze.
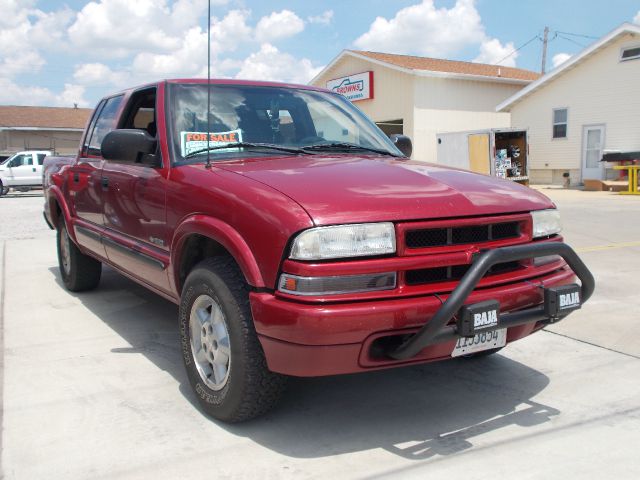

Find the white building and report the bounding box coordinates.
[497,23,640,185]
[310,50,539,162]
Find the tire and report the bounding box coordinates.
[0,180,8,196]
[56,217,102,292]
[179,256,287,422]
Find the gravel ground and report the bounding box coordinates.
[0,191,51,240]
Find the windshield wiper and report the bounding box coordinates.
[300,142,401,157]
[185,142,310,159]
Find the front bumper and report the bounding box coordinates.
[251,242,593,376]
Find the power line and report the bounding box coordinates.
[555,30,598,40]
[557,34,588,48]
[493,34,541,66]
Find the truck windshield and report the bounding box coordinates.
[168,83,402,163]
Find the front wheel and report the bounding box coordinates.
[179,257,287,422]
[57,217,102,291]
[0,180,8,196]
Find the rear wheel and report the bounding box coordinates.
[179,256,287,422]
[57,217,102,291]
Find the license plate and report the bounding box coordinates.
[451,328,507,357]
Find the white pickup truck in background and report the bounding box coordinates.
[0,150,52,195]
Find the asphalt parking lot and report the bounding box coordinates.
[1,188,639,479]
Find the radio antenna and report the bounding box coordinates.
[205,0,212,169]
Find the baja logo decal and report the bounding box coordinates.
[559,291,580,309]
[474,310,498,329]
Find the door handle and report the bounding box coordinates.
[101,176,109,190]
[32,168,36,172]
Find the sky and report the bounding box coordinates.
[1,0,639,109]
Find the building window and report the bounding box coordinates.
[553,108,567,139]
[620,45,640,62]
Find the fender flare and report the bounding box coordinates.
[171,215,265,290]
[47,186,77,243]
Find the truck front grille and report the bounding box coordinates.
[405,261,522,286]
[405,221,520,249]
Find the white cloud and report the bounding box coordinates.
[308,10,334,25]
[354,0,484,58]
[255,10,304,43]
[236,44,322,84]
[1,2,320,105]
[0,2,73,76]
[57,83,90,108]
[633,11,640,24]
[0,51,46,77]
[71,8,253,87]
[73,62,129,86]
[131,26,209,79]
[211,9,252,51]
[552,53,572,68]
[0,78,89,107]
[474,38,517,67]
[67,0,208,58]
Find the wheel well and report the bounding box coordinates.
[177,234,235,293]
[51,198,62,228]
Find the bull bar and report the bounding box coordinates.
[387,242,595,360]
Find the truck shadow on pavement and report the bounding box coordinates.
[49,265,560,461]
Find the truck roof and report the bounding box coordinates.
[108,78,331,98]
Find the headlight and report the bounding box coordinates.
[531,209,561,238]
[290,222,396,260]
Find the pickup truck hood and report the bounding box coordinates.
[215,155,554,225]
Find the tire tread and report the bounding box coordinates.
[183,256,286,422]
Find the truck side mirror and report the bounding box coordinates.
[101,129,159,166]
[390,134,412,158]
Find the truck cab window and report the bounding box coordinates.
[9,154,32,167]
[87,95,124,155]
[120,88,157,138]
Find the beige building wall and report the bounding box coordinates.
[312,54,527,163]
[311,56,416,141]
[0,129,82,157]
[412,76,519,161]
[509,33,640,184]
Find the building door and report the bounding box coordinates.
[582,125,605,180]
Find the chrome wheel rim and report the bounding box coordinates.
[60,226,71,276]
[189,294,231,391]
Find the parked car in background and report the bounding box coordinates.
[0,150,52,195]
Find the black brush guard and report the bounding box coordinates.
[387,242,595,360]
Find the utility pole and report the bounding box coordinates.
[541,26,549,74]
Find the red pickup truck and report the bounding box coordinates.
[43,79,594,422]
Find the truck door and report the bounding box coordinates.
[101,86,171,294]
[69,95,123,257]
[6,153,36,186]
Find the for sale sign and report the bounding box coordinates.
[326,71,374,102]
